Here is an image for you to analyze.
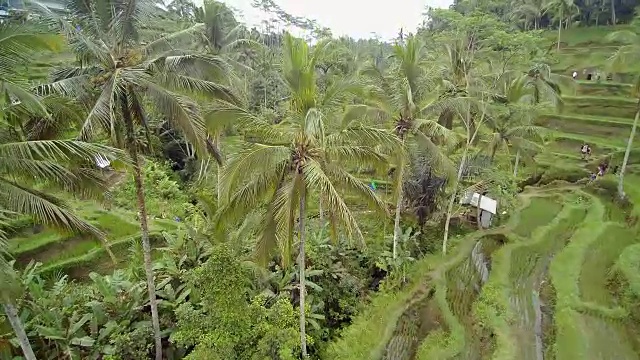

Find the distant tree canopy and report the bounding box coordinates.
[441,0,640,29]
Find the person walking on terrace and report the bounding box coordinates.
[581,143,590,160]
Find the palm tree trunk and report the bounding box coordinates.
[443,147,468,254]
[3,303,36,360]
[120,93,163,360]
[513,150,521,177]
[392,144,405,260]
[214,134,222,205]
[618,101,639,198]
[557,12,563,52]
[298,185,308,358]
[611,0,616,25]
[392,185,403,259]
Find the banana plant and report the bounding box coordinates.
[32,312,94,360]
[87,271,146,324]
[375,227,417,288]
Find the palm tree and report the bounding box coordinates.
[510,0,546,29]
[607,25,640,198]
[195,0,262,203]
[213,33,397,357]
[362,36,456,259]
[525,63,573,107]
[41,1,236,358]
[441,96,486,254]
[0,22,61,122]
[544,0,579,51]
[2,18,129,255]
[487,75,547,176]
[0,137,126,359]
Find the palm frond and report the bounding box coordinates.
[413,131,457,179]
[79,71,120,141]
[219,144,291,202]
[268,174,302,267]
[214,162,288,232]
[142,23,205,57]
[323,163,388,215]
[0,179,105,240]
[1,81,49,118]
[325,126,401,154]
[302,159,364,246]
[140,77,210,157]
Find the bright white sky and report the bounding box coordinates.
[191,0,453,41]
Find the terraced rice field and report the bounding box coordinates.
[330,182,640,360]
[6,197,180,279]
[329,43,640,357]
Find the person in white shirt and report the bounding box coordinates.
[580,143,589,159]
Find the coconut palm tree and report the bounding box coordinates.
[0,137,125,360]
[1,17,128,252]
[525,63,573,107]
[361,36,457,259]
[607,25,640,198]
[510,0,546,29]
[544,0,580,51]
[0,22,61,122]
[212,33,397,357]
[194,0,263,203]
[40,1,236,358]
[487,75,547,176]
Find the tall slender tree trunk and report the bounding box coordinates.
[392,185,403,259]
[443,147,468,254]
[392,142,406,260]
[121,93,163,360]
[513,150,521,177]
[611,0,616,25]
[298,184,308,358]
[618,100,639,198]
[3,303,36,360]
[557,12,563,52]
[214,134,222,205]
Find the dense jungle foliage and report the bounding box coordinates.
[1,0,640,359]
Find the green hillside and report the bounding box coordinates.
[327,26,640,360]
[3,2,640,359]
